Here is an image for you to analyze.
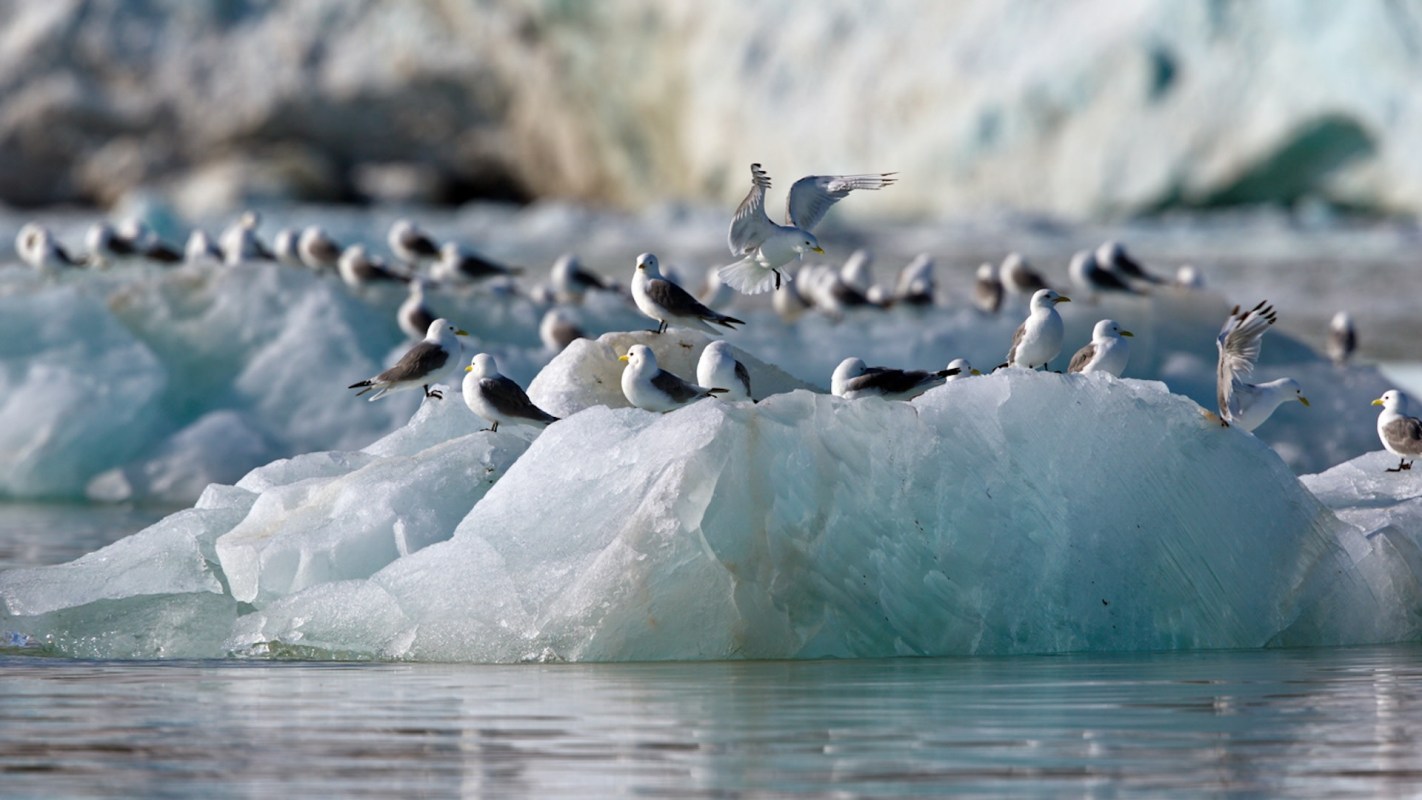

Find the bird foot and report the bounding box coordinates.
[773,270,782,291]
[1388,466,1404,473]
[488,422,499,433]
[423,385,444,399]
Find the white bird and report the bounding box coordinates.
[894,254,936,306]
[397,279,438,341]
[1067,319,1134,376]
[1096,241,1166,285]
[1372,390,1422,472]
[84,223,123,269]
[1216,301,1309,430]
[840,249,875,293]
[184,229,223,264]
[1006,289,1071,369]
[348,317,467,401]
[433,242,521,284]
[298,226,342,273]
[550,253,616,303]
[1175,265,1205,289]
[945,358,980,382]
[219,210,272,265]
[1328,311,1356,366]
[539,307,586,353]
[388,219,442,267]
[338,244,408,290]
[15,223,82,275]
[1069,250,1138,296]
[619,344,724,412]
[697,341,751,401]
[831,357,959,400]
[272,228,303,268]
[772,266,814,322]
[462,353,559,432]
[999,252,1050,296]
[974,263,1004,314]
[631,253,744,335]
[721,163,896,294]
[114,219,181,264]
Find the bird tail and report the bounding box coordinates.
[936,367,962,378]
[348,379,383,400]
[714,312,746,329]
[718,257,783,295]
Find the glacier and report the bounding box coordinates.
[3,342,1420,661]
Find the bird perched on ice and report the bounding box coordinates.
[1372,390,1422,472]
[1096,240,1166,286]
[550,253,617,303]
[1328,311,1356,366]
[219,210,272,265]
[631,253,744,335]
[1215,301,1309,430]
[999,252,1050,296]
[185,229,223,264]
[271,228,303,268]
[338,244,409,289]
[1068,319,1134,376]
[721,162,897,294]
[945,358,980,382]
[539,307,586,353]
[15,223,82,275]
[348,317,468,401]
[297,226,343,273]
[433,242,521,284]
[1174,265,1205,289]
[388,219,442,268]
[462,353,559,432]
[894,254,936,306]
[619,344,725,412]
[1069,250,1138,296]
[1006,289,1071,370]
[830,357,959,400]
[697,340,751,401]
[974,263,1004,314]
[397,278,438,342]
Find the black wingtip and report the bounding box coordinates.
[937,367,962,378]
[707,387,729,395]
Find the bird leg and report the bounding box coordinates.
[773,269,782,290]
[1387,457,1409,472]
[655,320,668,335]
[423,385,444,399]
[489,421,500,433]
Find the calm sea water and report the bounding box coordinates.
[3,505,1422,797]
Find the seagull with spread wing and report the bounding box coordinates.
[721,163,896,295]
[1216,301,1309,430]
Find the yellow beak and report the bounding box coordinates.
[1373,398,1385,406]
[455,328,469,336]
[1121,330,1134,337]
[812,246,825,254]
[1056,296,1071,304]
[464,365,473,372]
[970,369,982,376]
[1299,396,1310,407]
[618,354,629,362]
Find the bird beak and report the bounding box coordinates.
[1056,296,1071,303]
[970,369,982,376]
[812,246,825,254]
[1299,396,1310,407]
[1373,398,1385,406]
[1120,330,1134,337]
[464,365,473,372]
[455,328,469,336]
[618,354,629,362]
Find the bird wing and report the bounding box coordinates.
[402,229,441,258]
[734,359,752,397]
[1067,343,1096,374]
[1217,302,1276,385]
[1006,322,1026,364]
[785,172,897,231]
[728,163,777,255]
[646,278,719,321]
[482,376,558,423]
[377,340,449,383]
[651,369,707,404]
[846,368,933,395]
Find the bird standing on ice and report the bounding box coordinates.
[1215,301,1309,430]
[619,344,725,412]
[830,358,959,400]
[462,353,559,432]
[1067,319,1133,376]
[721,163,896,294]
[1372,390,1422,472]
[697,341,751,401]
[348,317,467,401]
[1328,311,1356,366]
[631,253,744,335]
[1006,289,1071,370]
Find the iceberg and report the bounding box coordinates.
[4,357,1419,662]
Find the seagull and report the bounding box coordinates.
[894,254,936,306]
[974,263,1004,314]
[462,353,559,432]
[999,252,1050,296]
[1372,390,1422,472]
[16,223,82,275]
[945,358,981,382]
[1006,289,1071,370]
[433,242,521,284]
[1328,311,1356,366]
[338,244,409,289]
[115,219,182,264]
[184,229,223,264]
[619,344,725,412]
[1174,265,1205,289]
[388,219,442,267]
[348,317,468,401]
[1069,250,1138,296]
[539,307,586,353]
[1096,241,1166,285]
[550,253,617,303]
[1216,301,1309,430]
[631,252,744,335]
[721,162,896,294]
[298,226,343,273]
[219,210,273,265]
[697,340,751,401]
[840,249,875,293]
[272,228,304,268]
[84,222,127,268]
[1067,319,1134,376]
[397,278,438,341]
[831,357,960,400]
[772,266,814,322]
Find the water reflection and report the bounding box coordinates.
[2,646,1421,797]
